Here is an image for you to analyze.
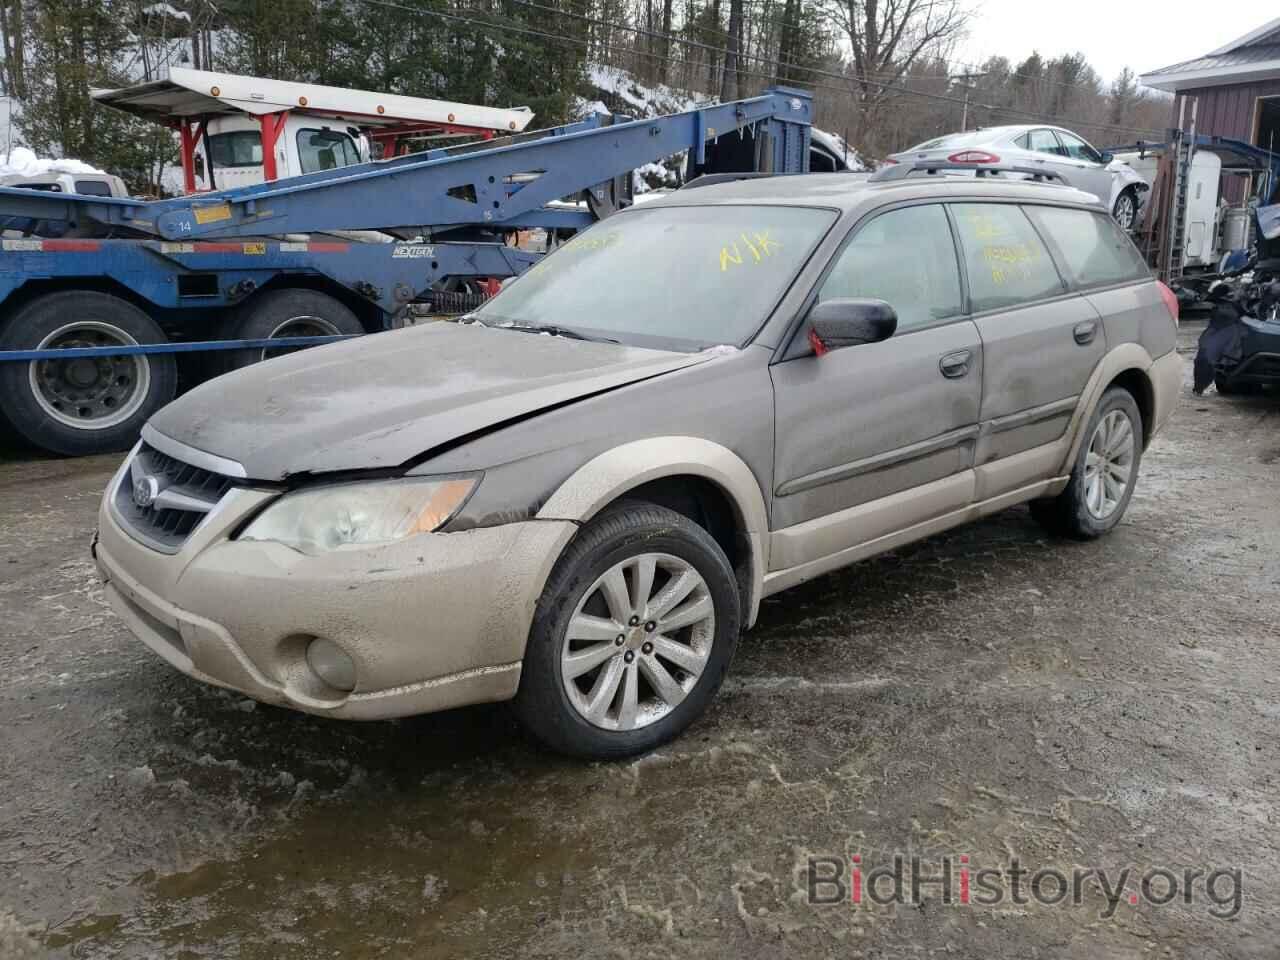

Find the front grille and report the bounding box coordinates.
[113,442,238,551]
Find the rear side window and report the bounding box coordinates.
[207,131,263,168]
[818,204,963,332]
[949,203,1064,312]
[1025,206,1151,287]
[1019,129,1062,155]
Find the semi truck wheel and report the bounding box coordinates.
[221,289,364,372]
[0,291,176,456]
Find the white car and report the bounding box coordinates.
[889,126,1150,230]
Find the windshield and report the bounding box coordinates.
[476,204,836,350]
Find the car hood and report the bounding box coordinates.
[147,321,711,480]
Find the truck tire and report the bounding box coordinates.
[0,291,176,456]
[514,502,741,759]
[221,289,364,372]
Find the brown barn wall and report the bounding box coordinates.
[1171,78,1280,140]
[1165,79,1280,201]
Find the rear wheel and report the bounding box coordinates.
[0,291,176,455]
[220,289,364,373]
[515,503,741,758]
[1031,387,1143,539]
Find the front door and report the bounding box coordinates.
[1052,130,1116,207]
[770,203,982,562]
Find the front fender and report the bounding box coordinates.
[536,436,770,627]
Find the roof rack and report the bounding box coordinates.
[869,162,1068,184]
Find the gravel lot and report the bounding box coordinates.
[2,320,1278,958]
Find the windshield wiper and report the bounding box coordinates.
[484,318,619,344]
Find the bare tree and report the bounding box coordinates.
[822,0,972,154]
[719,0,742,100]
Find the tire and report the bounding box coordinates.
[220,289,364,373]
[514,502,741,759]
[1030,386,1143,540]
[1213,374,1257,396]
[0,291,177,456]
[1112,189,1139,231]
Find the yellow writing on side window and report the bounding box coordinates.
[982,243,1037,286]
[720,230,783,272]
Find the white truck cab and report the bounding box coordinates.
[190,113,371,191]
[92,67,535,194]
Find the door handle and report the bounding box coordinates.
[939,349,972,379]
[1073,321,1098,345]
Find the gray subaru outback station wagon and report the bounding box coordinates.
[95,166,1183,758]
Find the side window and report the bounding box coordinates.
[296,129,361,174]
[207,131,263,168]
[1025,205,1152,287]
[1056,131,1103,164]
[950,203,1064,312]
[817,204,963,333]
[1025,129,1063,155]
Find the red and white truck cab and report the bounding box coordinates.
[92,67,536,194]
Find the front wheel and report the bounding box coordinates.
[1112,189,1139,231]
[0,291,177,456]
[1030,387,1143,539]
[514,503,741,759]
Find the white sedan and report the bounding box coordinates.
[888,125,1150,230]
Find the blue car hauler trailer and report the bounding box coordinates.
[0,84,815,456]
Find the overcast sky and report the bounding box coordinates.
[956,1,1277,89]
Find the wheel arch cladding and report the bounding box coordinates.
[535,437,770,628]
[1108,367,1155,447]
[1060,342,1156,473]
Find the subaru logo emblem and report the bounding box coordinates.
[132,475,160,509]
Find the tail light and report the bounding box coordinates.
[947,150,1000,164]
[1156,281,1180,325]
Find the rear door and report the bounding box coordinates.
[770,203,982,551]
[948,202,1105,492]
[1025,205,1172,359]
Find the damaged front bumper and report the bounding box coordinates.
[94,456,576,720]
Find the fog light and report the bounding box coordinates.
[305,637,356,692]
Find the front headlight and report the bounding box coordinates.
[240,476,477,555]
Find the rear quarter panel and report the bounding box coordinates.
[1087,281,1176,360]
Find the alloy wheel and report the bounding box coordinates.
[560,552,715,731]
[1083,409,1135,520]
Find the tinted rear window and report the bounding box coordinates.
[1025,205,1151,288]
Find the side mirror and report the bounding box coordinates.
[806,298,897,354]
[1099,151,1114,164]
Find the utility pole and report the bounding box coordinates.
[951,72,988,131]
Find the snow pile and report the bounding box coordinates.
[142,2,191,20]
[810,127,866,172]
[0,147,104,178]
[633,160,678,194]
[586,64,711,118]
[573,98,612,120]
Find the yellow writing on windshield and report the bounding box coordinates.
[562,230,621,253]
[720,230,783,272]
